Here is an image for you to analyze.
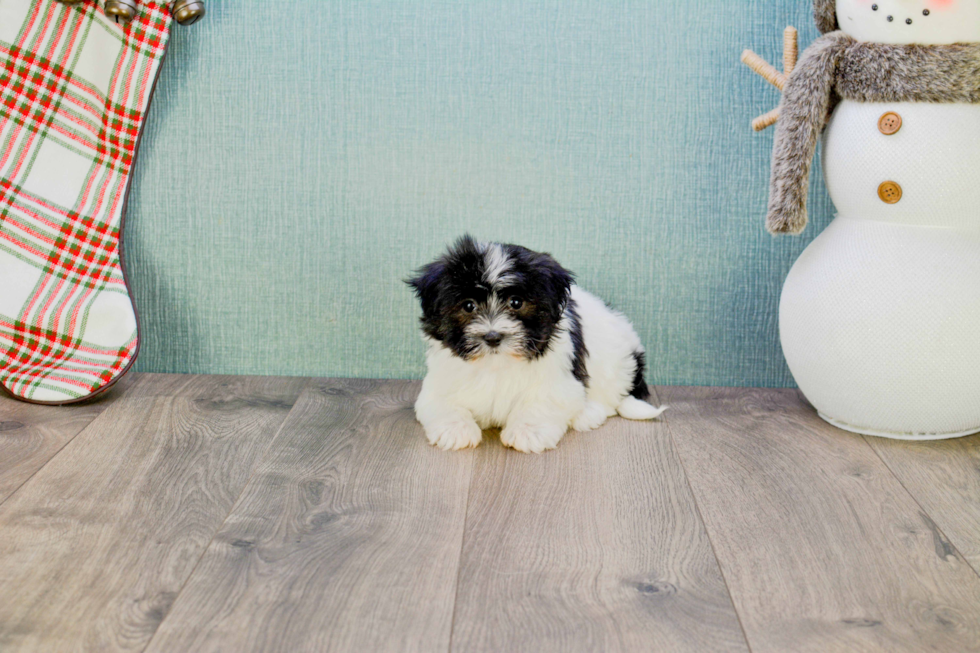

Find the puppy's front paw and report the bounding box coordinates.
[501,421,567,454]
[424,419,483,451]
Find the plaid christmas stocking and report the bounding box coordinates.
[0,0,170,403]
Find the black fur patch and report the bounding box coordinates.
[629,351,650,400]
[566,298,589,387]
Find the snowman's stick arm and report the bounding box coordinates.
[742,27,798,131]
[767,32,849,235]
[741,51,787,90]
[783,27,798,76]
[753,108,781,132]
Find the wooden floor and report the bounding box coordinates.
[1,375,979,652]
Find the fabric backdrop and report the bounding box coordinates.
[126,0,835,387]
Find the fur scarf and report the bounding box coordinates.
[814,0,838,34]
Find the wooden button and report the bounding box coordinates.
[878,112,902,135]
[878,181,903,204]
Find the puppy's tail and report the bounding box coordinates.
[617,396,667,421]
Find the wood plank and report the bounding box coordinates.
[0,372,227,505]
[0,375,307,653]
[866,433,980,574]
[661,386,980,653]
[145,379,474,653]
[449,389,748,653]
[119,372,267,399]
[0,373,139,505]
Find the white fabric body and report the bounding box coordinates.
[824,101,980,227]
[780,101,980,438]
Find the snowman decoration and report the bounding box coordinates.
[744,0,980,439]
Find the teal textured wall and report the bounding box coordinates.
[126,0,835,386]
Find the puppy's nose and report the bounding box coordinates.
[483,331,503,347]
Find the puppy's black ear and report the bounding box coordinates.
[405,261,445,319]
[529,251,574,318]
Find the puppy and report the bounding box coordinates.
[407,235,666,453]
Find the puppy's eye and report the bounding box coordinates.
[509,297,524,310]
[462,300,476,313]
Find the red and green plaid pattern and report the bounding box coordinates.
[0,0,170,403]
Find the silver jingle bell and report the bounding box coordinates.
[104,0,139,24]
[172,0,205,26]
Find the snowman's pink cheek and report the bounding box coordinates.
[926,0,956,9]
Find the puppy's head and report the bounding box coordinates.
[407,235,573,361]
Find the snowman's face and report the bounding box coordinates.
[835,0,980,44]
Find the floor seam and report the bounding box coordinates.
[445,444,478,653]
[0,374,191,510]
[655,386,755,653]
[140,376,315,653]
[862,434,980,584]
[0,415,98,511]
[0,380,137,510]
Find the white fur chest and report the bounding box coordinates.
[823,101,980,228]
[421,335,584,429]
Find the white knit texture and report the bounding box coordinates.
[782,217,980,438]
[823,102,980,228]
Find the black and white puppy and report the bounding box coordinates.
[407,235,666,453]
